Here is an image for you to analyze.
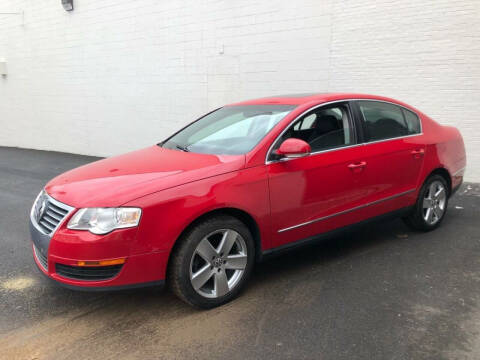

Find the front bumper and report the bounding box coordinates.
[30,210,168,291]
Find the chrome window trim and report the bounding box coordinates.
[30,190,75,237]
[265,98,423,164]
[278,188,416,233]
[359,132,423,145]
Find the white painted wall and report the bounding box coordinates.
[0,0,479,180]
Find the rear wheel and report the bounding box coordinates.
[168,215,255,308]
[403,174,449,231]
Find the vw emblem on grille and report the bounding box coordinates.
[34,195,48,223]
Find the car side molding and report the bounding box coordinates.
[260,206,414,261]
[278,188,416,233]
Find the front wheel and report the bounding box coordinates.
[403,174,449,231]
[168,215,255,308]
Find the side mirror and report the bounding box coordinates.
[275,138,311,159]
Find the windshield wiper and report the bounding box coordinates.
[175,144,190,152]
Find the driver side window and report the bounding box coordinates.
[271,103,355,159]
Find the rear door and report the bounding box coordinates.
[352,100,425,213]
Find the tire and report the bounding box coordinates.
[403,174,449,231]
[168,215,255,309]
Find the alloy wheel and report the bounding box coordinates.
[422,180,446,225]
[189,229,248,298]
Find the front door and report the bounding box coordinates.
[267,102,367,248]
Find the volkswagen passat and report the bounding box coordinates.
[30,93,466,308]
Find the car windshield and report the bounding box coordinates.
[161,105,296,155]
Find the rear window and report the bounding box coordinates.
[358,101,409,141]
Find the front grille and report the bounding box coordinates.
[55,264,123,281]
[33,244,48,271]
[32,191,72,235]
[37,201,69,234]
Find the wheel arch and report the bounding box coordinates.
[166,207,262,278]
[426,167,452,196]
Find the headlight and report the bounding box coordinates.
[67,208,142,235]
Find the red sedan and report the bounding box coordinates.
[30,93,466,308]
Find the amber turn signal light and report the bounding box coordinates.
[77,258,126,267]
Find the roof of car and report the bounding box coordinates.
[230,93,406,107]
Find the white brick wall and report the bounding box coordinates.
[0,0,479,180]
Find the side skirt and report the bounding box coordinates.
[259,206,413,262]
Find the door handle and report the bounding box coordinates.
[348,161,367,172]
[411,149,425,158]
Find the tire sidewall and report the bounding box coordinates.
[173,216,255,308]
[414,174,449,230]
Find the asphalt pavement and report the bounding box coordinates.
[1,146,480,360]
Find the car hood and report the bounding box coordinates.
[45,146,245,208]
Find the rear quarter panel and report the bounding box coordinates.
[418,115,466,190]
